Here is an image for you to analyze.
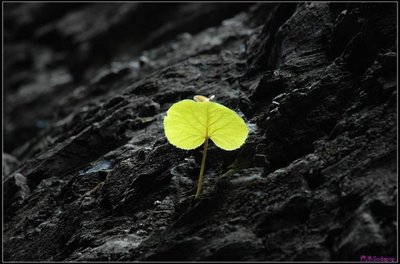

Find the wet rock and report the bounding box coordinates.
[3,2,397,262]
[4,173,31,210]
[200,228,263,260]
[2,153,20,177]
[72,234,145,261]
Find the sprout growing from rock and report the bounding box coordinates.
[163,95,248,198]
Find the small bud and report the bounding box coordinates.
[193,95,210,102]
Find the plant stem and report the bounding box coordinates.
[195,137,209,199]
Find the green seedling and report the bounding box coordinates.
[163,95,248,199]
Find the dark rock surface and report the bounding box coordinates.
[3,3,397,261]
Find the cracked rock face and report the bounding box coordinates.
[3,3,397,261]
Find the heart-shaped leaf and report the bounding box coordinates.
[163,99,248,150]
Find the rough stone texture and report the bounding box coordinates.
[2,153,20,177]
[3,3,397,261]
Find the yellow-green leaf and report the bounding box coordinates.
[163,99,248,150]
